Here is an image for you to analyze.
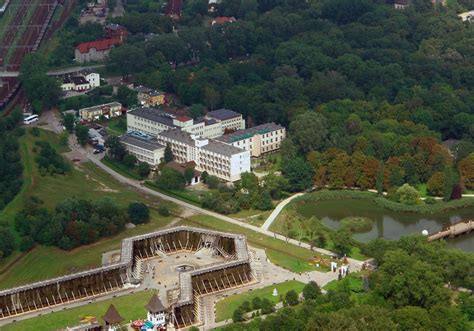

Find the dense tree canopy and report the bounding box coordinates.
[15,197,129,250]
[0,110,23,213]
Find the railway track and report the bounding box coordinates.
[0,0,35,64]
[0,0,59,110]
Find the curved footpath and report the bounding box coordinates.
[261,193,304,231]
[85,152,353,261]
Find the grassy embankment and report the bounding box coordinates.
[180,214,331,273]
[2,290,156,331]
[0,129,176,289]
[215,280,305,321]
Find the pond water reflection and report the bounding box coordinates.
[296,199,474,252]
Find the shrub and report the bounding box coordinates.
[303,281,322,300]
[137,162,151,178]
[20,236,35,251]
[128,202,150,224]
[156,168,186,190]
[260,298,275,314]
[0,227,15,258]
[158,206,170,216]
[341,217,374,233]
[424,197,437,205]
[206,175,220,189]
[31,127,40,136]
[123,154,137,168]
[252,297,262,310]
[427,172,444,196]
[240,301,252,313]
[285,290,299,306]
[34,141,71,175]
[396,184,420,205]
[232,308,245,323]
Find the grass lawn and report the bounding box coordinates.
[2,290,155,331]
[101,155,142,180]
[229,209,271,227]
[180,215,331,273]
[215,280,305,321]
[0,128,177,288]
[144,181,203,206]
[105,116,127,136]
[323,272,370,304]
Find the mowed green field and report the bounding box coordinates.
[215,280,305,321]
[0,129,177,288]
[2,290,156,331]
[180,215,331,273]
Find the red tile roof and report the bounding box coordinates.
[211,16,236,25]
[176,115,192,122]
[76,39,121,54]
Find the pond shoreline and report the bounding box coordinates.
[295,190,474,215]
[276,190,474,252]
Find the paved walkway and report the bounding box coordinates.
[84,152,343,259]
[261,193,304,231]
[200,247,361,330]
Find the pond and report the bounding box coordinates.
[296,199,474,252]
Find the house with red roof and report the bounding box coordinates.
[74,38,121,63]
[211,16,237,26]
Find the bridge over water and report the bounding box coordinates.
[428,220,474,241]
[0,64,105,78]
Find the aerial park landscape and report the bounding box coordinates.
[0,0,473,330]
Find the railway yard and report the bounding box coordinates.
[0,0,60,110]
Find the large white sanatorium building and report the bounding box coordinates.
[156,129,250,182]
[121,107,285,182]
[127,107,245,139]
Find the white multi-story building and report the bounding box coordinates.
[84,72,100,88]
[217,123,286,157]
[126,107,245,139]
[156,129,250,182]
[119,133,164,166]
[205,108,246,132]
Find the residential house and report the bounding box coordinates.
[84,72,100,88]
[134,86,166,107]
[79,102,122,122]
[459,10,474,22]
[75,39,121,63]
[394,0,410,9]
[216,123,286,157]
[61,76,90,92]
[105,24,128,42]
[156,128,250,182]
[211,16,236,25]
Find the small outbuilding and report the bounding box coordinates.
[145,293,168,328]
[102,304,124,331]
